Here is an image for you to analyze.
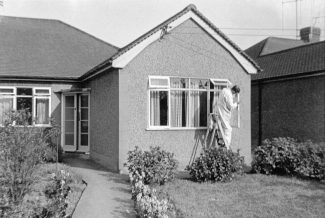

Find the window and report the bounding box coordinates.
[148,76,231,129]
[0,87,51,126]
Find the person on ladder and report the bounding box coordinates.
[216,85,240,149]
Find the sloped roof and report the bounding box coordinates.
[0,16,118,80]
[246,37,305,59]
[81,4,261,80]
[245,39,325,80]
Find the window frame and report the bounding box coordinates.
[0,86,51,127]
[147,76,232,130]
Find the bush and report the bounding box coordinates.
[252,138,300,175]
[0,110,59,212]
[124,146,178,185]
[252,138,325,180]
[129,171,174,218]
[186,147,245,182]
[295,141,325,180]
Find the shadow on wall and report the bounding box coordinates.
[188,129,206,166]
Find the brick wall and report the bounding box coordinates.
[252,74,325,149]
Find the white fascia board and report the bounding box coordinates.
[112,11,258,74]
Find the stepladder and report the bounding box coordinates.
[204,113,228,149]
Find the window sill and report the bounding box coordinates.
[146,127,207,131]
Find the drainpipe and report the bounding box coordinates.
[258,82,263,146]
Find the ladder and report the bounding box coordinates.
[204,113,228,148]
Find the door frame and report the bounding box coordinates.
[61,91,90,153]
[77,93,90,152]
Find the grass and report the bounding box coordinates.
[156,173,325,218]
[22,163,86,217]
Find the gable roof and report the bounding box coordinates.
[0,16,119,80]
[81,4,261,81]
[245,39,325,81]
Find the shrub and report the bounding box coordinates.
[0,110,58,211]
[130,172,173,218]
[252,138,325,180]
[252,137,300,175]
[186,147,245,182]
[295,141,325,180]
[125,146,178,185]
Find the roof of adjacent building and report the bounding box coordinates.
[245,37,325,81]
[0,16,119,80]
[80,4,261,80]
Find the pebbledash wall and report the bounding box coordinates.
[116,19,252,173]
[0,80,76,131]
[84,69,120,172]
[252,74,325,148]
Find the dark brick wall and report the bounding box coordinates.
[252,74,325,148]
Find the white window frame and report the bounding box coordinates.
[0,86,51,127]
[147,76,232,130]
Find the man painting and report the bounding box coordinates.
[216,85,240,149]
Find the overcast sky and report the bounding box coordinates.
[1,0,324,49]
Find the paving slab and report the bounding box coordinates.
[64,154,136,218]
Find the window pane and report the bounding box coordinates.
[199,92,207,127]
[150,91,168,126]
[80,121,88,133]
[35,98,50,124]
[65,108,74,120]
[65,134,74,145]
[0,98,13,124]
[80,95,88,107]
[35,89,50,95]
[17,97,32,125]
[190,79,209,89]
[65,121,74,132]
[189,91,207,127]
[17,88,32,96]
[150,78,168,87]
[171,91,188,127]
[81,134,88,146]
[81,108,88,120]
[170,78,189,88]
[65,96,74,107]
[0,88,14,94]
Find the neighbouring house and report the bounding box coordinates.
[246,27,325,148]
[0,5,260,172]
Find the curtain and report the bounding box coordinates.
[190,82,200,127]
[36,98,49,124]
[171,80,187,127]
[0,98,13,124]
[150,91,161,126]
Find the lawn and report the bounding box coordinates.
[156,173,325,218]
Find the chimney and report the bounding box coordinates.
[300,27,321,43]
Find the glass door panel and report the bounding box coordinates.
[63,95,76,151]
[78,94,89,152]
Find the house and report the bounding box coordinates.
[0,5,260,172]
[246,27,325,148]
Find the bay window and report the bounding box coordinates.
[148,76,232,129]
[0,87,51,126]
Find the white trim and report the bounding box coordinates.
[146,127,207,131]
[112,11,258,74]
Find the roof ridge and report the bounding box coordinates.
[259,40,325,57]
[0,15,61,22]
[57,20,120,50]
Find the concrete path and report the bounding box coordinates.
[64,154,136,218]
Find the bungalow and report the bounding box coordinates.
[0,5,260,172]
[246,27,325,148]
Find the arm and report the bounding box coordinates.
[225,91,238,110]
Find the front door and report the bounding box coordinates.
[63,93,90,152]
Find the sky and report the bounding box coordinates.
[0,0,324,49]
